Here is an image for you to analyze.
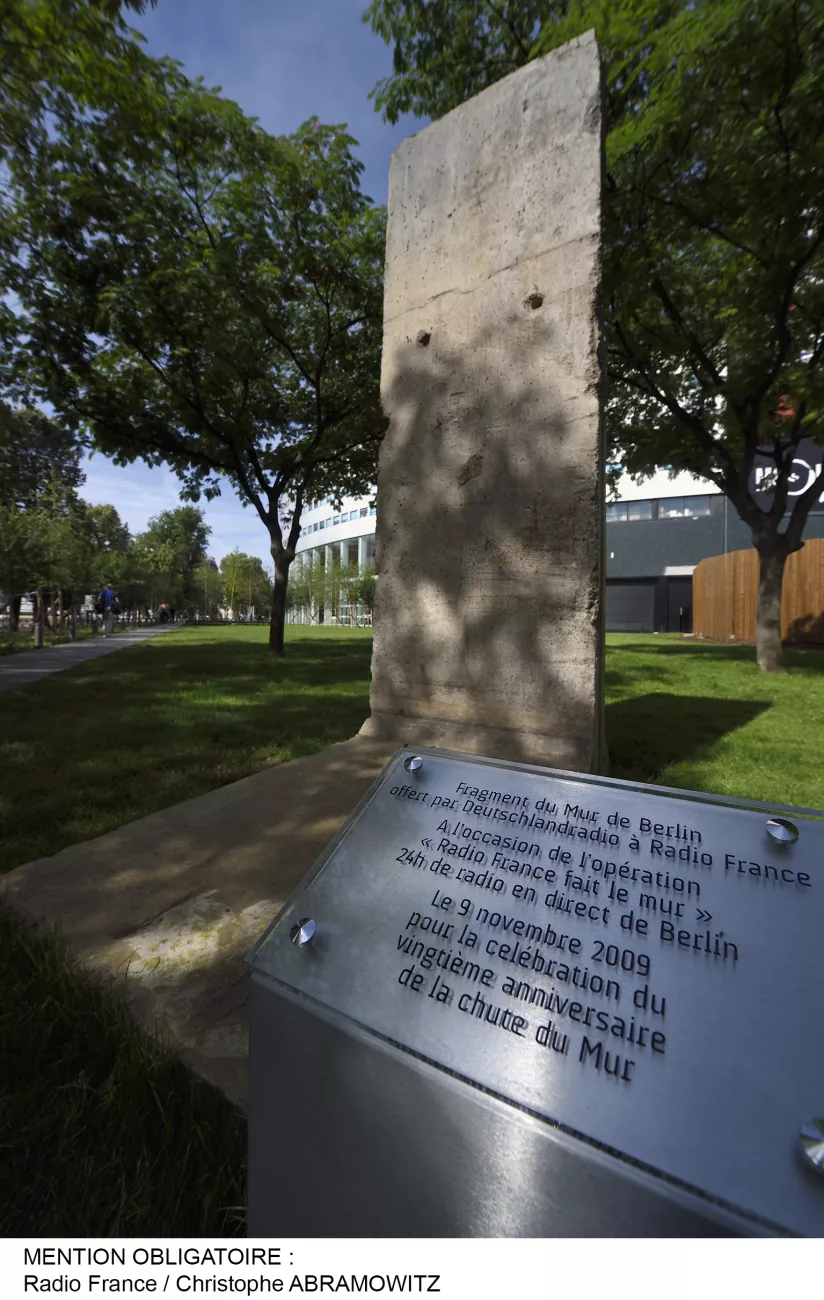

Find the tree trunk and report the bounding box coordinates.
[34,588,44,648]
[70,603,77,640]
[755,545,788,674]
[10,595,20,632]
[269,555,290,657]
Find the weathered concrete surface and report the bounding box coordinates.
[2,735,393,1111]
[361,31,607,773]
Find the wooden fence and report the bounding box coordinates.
[693,537,824,643]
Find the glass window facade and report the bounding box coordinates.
[607,496,714,521]
[658,496,712,518]
[685,495,711,517]
[628,500,653,521]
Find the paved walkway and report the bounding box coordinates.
[0,625,175,696]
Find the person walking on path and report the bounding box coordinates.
[96,583,117,638]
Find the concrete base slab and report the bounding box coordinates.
[2,735,393,1111]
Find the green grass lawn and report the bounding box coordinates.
[0,627,821,878]
[1,625,822,1235]
[605,634,824,809]
[0,625,373,873]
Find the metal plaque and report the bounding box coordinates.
[247,747,824,1236]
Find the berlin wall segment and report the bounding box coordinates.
[361,33,607,773]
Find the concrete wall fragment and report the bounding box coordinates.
[361,32,606,772]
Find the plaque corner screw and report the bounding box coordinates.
[766,817,799,844]
[290,918,316,947]
[799,1117,824,1179]
[404,754,424,774]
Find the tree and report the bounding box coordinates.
[134,507,210,613]
[287,557,327,623]
[0,506,43,629]
[194,558,224,619]
[0,404,85,512]
[0,3,159,358]
[365,0,824,672]
[219,550,270,620]
[0,405,88,627]
[351,568,378,617]
[0,1,156,161]
[7,54,386,657]
[364,1,560,124]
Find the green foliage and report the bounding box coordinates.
[0,3,160,370]
[6,43,387,653]
[0,0,156,164]
[0,406,90,616]
[532,2,824,539]
[367,0,824,668]
[219,550,271,618]
[194,559,224,618]
[363,1,559,124]
[0,505,44,607]
[133,507,210,612]
[288,557,373,620]
[0,404,84,511]
[350,567,377,613]
[287,557,326,618]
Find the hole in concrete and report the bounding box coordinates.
[524,291,544,309]
[416,330,431,347]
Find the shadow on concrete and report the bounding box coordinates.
[365,303,603,770]
[606,693,771,785]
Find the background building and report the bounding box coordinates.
[293,446,824,633]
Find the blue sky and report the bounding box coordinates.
[80,0,419,568]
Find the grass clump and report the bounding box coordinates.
[0,907,246,1236]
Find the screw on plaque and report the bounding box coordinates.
[290,918,316,947]
[766,817,799,844]
[404,755,424,774]
[799,1118,824,1178]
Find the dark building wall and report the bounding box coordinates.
[605,497,824,633]
[607,498,824,580]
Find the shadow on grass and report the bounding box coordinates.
[607,694,771,785]
[610,639,824,672]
